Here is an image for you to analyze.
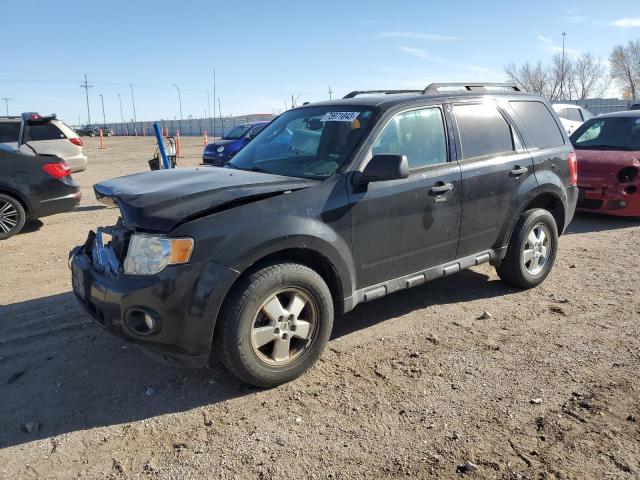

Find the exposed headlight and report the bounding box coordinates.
[123,234,194,275]
[216,146,225,153]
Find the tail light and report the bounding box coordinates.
[69,137,83,147]
[568,151,578,186]
[42,162,71,179]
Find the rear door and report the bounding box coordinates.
[349,105,462,288]
[451,100,535,258]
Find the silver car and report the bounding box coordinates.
[0,114,88,172]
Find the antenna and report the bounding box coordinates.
[328,85,333,100]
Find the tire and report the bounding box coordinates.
[0,194,27,240]
[496,208,558,289]
[216,262,334,387]
[89,132,95,137]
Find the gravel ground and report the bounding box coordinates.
[1,136,639,479]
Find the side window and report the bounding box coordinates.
[249,125,265,138]
[580,108,594,121]
[452,103,515,159]
[509,101,565,148]
[565,108,582,122]
[26,123,65,141]
[557,108,568,120]
[371,107,447,169]
[0,122,20,143]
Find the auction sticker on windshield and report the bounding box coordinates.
[321,112,361,122]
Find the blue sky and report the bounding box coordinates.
[1,0,639,125]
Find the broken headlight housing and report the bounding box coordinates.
[123,234,194,275]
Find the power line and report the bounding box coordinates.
[80,74,93,125]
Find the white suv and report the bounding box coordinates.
[0,115,88,172]
[552,104,594,136]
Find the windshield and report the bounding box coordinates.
[227,106,376,179]
[223,125,251,139]
[571,116,640,151]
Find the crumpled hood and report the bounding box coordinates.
[575,149,640,172]
[94,167,317,231]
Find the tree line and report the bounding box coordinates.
[505,39,640,100]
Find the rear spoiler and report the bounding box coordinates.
[18,112,57,146]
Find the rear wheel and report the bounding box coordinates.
[0,194,26,240]
[496,208,558,289]
[216,262,334,387]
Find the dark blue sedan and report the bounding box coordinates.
[202,121,269,166]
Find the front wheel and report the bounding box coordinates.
[216,262,334,387]
[496,208,558,289]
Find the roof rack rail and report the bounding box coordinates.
[343,89,423,99]
[423,83,523,94]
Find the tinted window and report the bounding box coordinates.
[581,108,594,121]
[27,123,65,141]
[509,101,564,148]
[249,125,266,137]
[453,103,515,159]
[371,107,447,169]
[0,122,20,143]
[571,116,640,151]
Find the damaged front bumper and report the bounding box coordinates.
[69,228,239,367]
[577,182,640,216]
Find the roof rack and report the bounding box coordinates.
[423,83,523,94]
[343,89,423,99]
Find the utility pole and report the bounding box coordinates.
[118,93,124,123]
[99,93,106,125]
[80,74,93,125]
[1,97,10,115]
[213,67,216,137]
[129,83,137,123]
[171,83,183,120]
[328,85,333,100]
[206,90,211,117]
[560,32,567,99]
[218,98,222,122]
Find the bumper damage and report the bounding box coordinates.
[69,230,239,367]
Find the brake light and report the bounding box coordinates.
[69,137,83,147]
[42,162,71,179]
[30,114,42,121]
[568,151,578,186]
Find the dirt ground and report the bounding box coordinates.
[1,136,639,479]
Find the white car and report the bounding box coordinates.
[552,104,594,136]
[0,114,88,172]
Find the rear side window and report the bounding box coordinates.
[371,107,447,169]
[0,122,20,143]
[509,101,564,148]
[565,108,582,122]
[26,123,66,141]
[452,103,515,159]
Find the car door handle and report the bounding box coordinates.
[510,166,529,177]
[429,182,454,195]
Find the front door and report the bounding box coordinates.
[348,106,462,288]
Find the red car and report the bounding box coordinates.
[570,111,640,217]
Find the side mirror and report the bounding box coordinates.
[356,154,409,185]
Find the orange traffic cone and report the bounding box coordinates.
[176,130,183,158]
[203,130,208,146]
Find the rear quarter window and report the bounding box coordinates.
[0,122,20,143]
[26,123,66,141]
[509,101,564,148]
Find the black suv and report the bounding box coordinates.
[70,83,578,387]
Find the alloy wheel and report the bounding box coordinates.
[0,200,19,234]
[250,288,318,365]
[522,223,552,275]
